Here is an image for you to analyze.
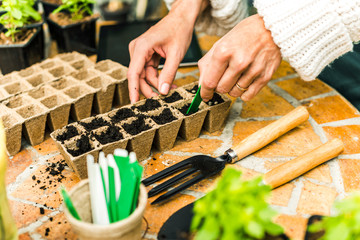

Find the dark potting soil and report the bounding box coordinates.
[122,116,151,135]
[67,134,93,157]
[136,98,161,112]
[93,126,123,144]
[110,108,135,123]
[162,92,183,103]
[56,125,79,143]
[206,93,224,106]
[186,85,199,94]
[151,108,177,125]
[80,117,111,131]
[178,103,194,116]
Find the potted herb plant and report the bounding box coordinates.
[0,0,44,74]
[191,167,287,240]
[46,0,99,55]
[307,192,360,240]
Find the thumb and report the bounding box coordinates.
[158,51,181,95]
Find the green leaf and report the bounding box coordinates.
[245,220,264,239]
[12,8,22,19]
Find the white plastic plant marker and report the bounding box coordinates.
[93,163,110,225]
[99,152,109,202]
[108,154,121,201]
[129,152,136,164]
[114,148,128,157]
[86,155,101,224]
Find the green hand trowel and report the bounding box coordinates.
[186,85,202,115]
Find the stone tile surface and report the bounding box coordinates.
[5,34,360,240]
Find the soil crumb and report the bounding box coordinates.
[151,108,177,125]
[67,135,93,157]
[206,93,224,106]
[123,116,151,135]
[110,108,135,123]
[136,99,161,112]
[56,125,79,143]
[80,117,110,131]
[162,92,183,103]
[93,126,123,144]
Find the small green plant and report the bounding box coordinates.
[309,192,360,240]
[0,0,41,42]
[53,0,94,21]
[191,168,284,240]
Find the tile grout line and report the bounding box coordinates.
[17,210,60,235]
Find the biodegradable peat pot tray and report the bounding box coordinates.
[170,100,208,141]
[148,106,183,152]
[203,92,231,133]
[52,125,101,179]
[65,180,147,240]
[0,26,45,74]
[47,13,99,55]
[120,115,157,161]
[0,105,23,156]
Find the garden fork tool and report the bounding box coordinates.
[143,106,312,204]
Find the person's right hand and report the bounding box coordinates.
[127,0,207,103]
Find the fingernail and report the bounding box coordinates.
[160,83,170,95]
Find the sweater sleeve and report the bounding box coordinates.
[254,0,360,81]
[163,0,249,36]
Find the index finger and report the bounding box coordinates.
[127,46,149,103]
[199,49,228,101]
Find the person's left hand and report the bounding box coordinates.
[198,14,282,102]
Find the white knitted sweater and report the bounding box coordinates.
[165,0,360,81]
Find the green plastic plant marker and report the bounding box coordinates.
[129,152,143,212]
[186,85,202,115]
[114,154,137,220]
[60,187,81,221]
[107,165,118,223]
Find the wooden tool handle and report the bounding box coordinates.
[263,138,344,189]
[230,106,309,163]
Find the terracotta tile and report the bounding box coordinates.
[274,214,307,240]
[338,159,360,192]
[241,86,295,118]
[6,148,33,185]
[33,133,59,155]
[271,60,296,80]
[173,75,198,87]
[323,125,360,154]
[297,181,337,215]
[233,121,322,158]
[269,183,295,206]
[303,95,359,124]
[231,165,261,180]
[201,129,223,137]
[197,35,220,52]
[171,138,223,154]
[303,164,332,183]
[176,66,198,74]
[145,194,196,235]
[35,212,77,240]
[11,155,80,209]
[9,200,51,228]
[18,233,31,240]
[276,78,332,100]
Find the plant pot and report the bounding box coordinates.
[46,16,98,55]
[0,26,45,74]
[99,1,131,22]
[305,215,325,240]
[64,180,147,240]
[40,0,61,18]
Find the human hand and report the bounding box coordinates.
[127,0,208,103]
[198,14,282,102]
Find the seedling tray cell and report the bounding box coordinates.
[171,100,208,141]
[0,105,23,156]
[91,125,129,156]
[40,94,72,131]
[121,116,157,161]
[203,93,231,133]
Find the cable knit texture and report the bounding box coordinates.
[163,0,249,36]
[254,0,360,81]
